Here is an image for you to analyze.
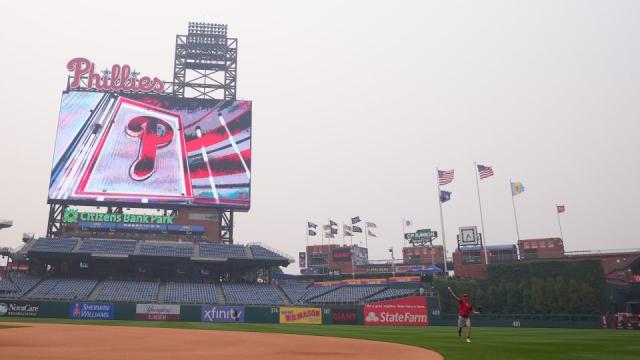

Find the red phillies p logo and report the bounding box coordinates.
[125,116,174,181]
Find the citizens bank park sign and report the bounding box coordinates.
[67,57,164,93]
[63,208,175,225]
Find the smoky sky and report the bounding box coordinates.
[0,0,639,273]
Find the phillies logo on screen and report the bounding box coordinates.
[125,116,174,181]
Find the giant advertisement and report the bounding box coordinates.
[331,308,358,325]
[279,307,322,324]
[201,306,245,323]
[69,302,115,320]
[364,296,428,326]
[49,91,252,209]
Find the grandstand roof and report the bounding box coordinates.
[22,237,292,267]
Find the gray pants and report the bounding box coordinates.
[458,315,471,328]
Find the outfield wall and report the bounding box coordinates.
[0,298,606,328]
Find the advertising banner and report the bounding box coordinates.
[364,296,428,326]
[279,307,322,324]
[135,304,180,321]
[201,306,245,323]
[352,246,368,266]
[49,91,252,209]
[388,276,421,283]
[0,301,40,317]
[69,302,115,320]
[308,254,328,266]
[332,248,351,262]
[331,309,358,325]
[367,264,392,273]
[341,278,387,285]
[299,252,306,268]
[395,264,430,273]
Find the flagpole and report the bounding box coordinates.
[474,162,489,265]
[510,180,521,241]
[436,168,448,274]
[556,205,565,240]
[364,222,369,250]
[306,222,309,248]
[402,219,406,247]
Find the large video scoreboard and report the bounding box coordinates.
[49,91,252,210]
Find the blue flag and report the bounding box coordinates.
[440,190,452,203]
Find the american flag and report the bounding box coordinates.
[438,169,455,186]
[477,164,494,179]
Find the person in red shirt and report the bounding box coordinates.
[448,287,478,342]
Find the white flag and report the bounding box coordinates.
[367,229,377,237]
[366,222,377,228]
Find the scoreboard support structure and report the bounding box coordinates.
[46,203,67,238]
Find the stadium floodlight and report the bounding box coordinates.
[0,219,13,230]
[22,233,35,243]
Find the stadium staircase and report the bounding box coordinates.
[213,283,226,305]
[275,285,293,305]
[23,279,48,299]
[133,241,143,255]
[71,241,83,253]
[244,246,254,258]
[157,281,167,303]
[194,243,201,258]
[87,280,106,301]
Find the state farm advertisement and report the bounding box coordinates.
[364,296,428,326]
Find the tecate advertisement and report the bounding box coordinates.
[364,296,429,326]
[49,91,252,209]
[69,302,115,320]
[200,306,245,323]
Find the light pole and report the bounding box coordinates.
[389,247,396,276]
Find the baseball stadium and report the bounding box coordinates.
[1,13,639,360]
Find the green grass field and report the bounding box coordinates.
[1,317,638,360]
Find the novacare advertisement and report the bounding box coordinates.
[0,301,40,317]
[201,306,245,323]
[364,296,428,326]
[279,307,322,324]
[69,302,115,320]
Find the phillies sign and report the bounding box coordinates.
[364,296,428,326]
[67,57,164,93]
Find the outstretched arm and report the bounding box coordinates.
[447,287,460,301]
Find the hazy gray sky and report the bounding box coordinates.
[1,0,639,274]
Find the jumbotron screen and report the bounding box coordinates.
[49,91,252,209]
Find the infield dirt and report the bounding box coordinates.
[0,322,442,360]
